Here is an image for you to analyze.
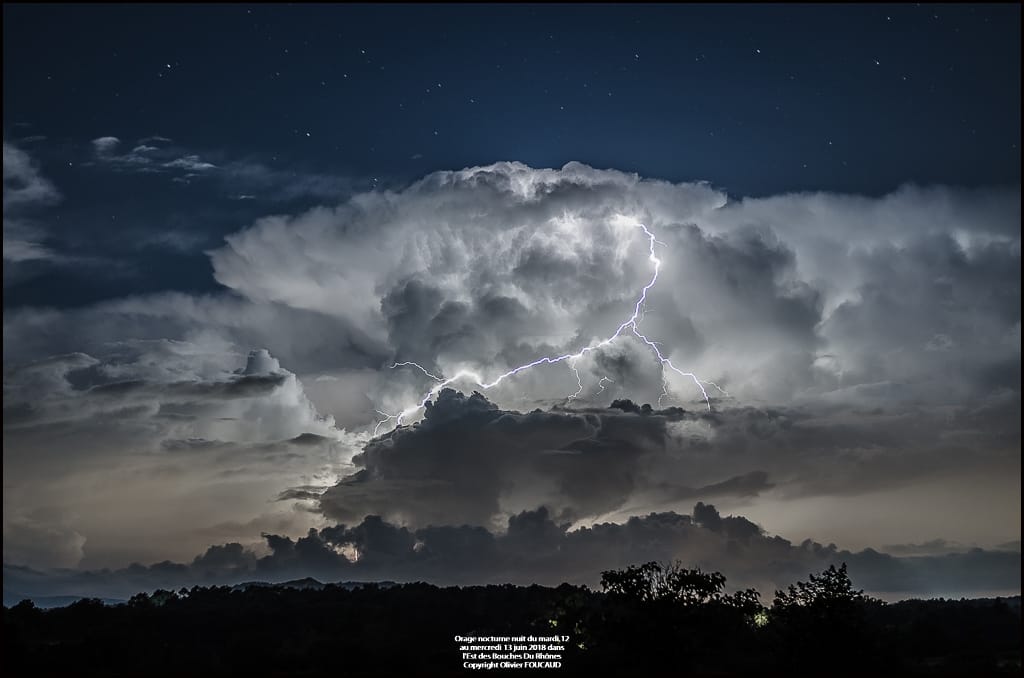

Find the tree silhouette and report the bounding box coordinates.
[769,563,885,672]
[600,560,761,612]
[584,561,764,673]
[773,563,871,609]
[3,564,1019,676]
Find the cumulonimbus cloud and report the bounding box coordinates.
[2,162,1020,586]
[204,162,1019,414]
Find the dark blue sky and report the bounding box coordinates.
[3,3,1020,308]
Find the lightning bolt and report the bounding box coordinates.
[372,409,398,437]
[701,381,730,398]
[595,376,614,396]
[392,361,444,383]
[377,219,715,432]
[566,360,584,402]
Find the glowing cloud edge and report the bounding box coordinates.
[374,216,724,436]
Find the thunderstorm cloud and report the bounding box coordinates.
[3,162,1020,597]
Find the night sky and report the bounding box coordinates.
[3,4,1021,602]
[4,3,1020,307]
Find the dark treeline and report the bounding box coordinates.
[4,562,1020,676]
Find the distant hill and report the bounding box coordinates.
[2,591,126,609]
[4,578,399,609]
[230,577,327,592]
[231,577,398,592]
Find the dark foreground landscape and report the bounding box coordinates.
[4,562,1020,677]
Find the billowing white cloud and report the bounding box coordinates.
[205,162,1019,414]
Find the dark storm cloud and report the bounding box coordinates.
[5,503,1019,603]
[316,389,769,529]
[315,388,1018,532]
